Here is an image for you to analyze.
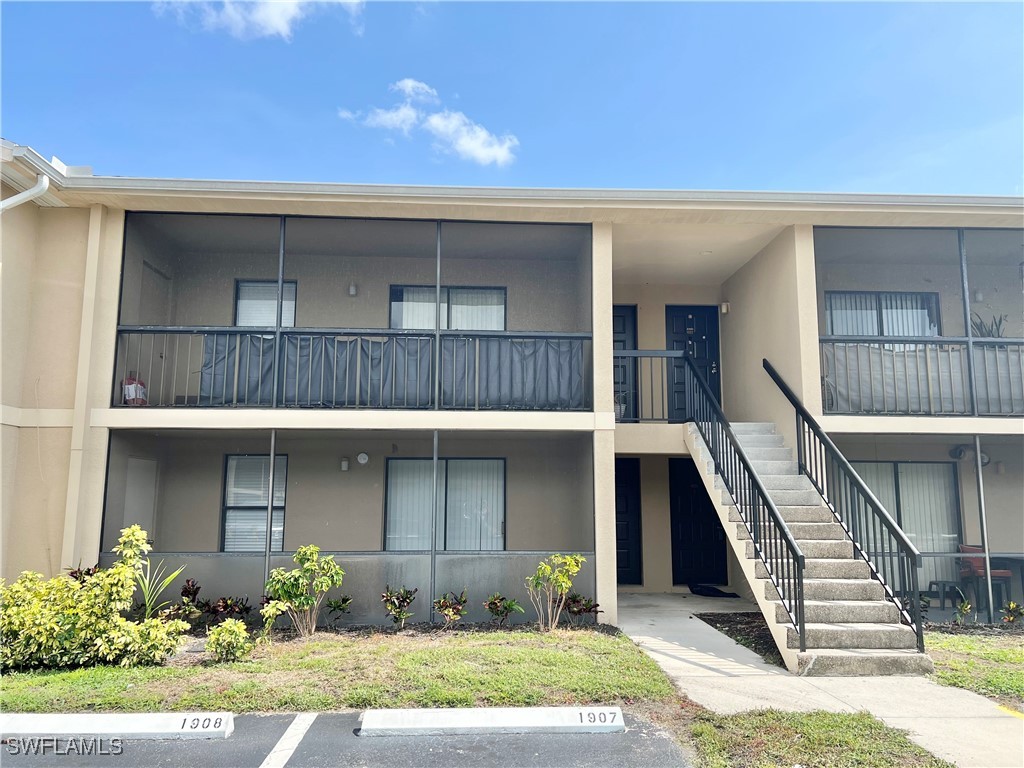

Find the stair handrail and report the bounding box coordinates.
[681,355,807,651]
[762,358,925,652]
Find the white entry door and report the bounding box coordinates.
[124,457,158,541]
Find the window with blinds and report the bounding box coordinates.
[825,292,940,337]
[389,286,505,331]
[385,458,505,551]
[851,460,961,584]
[235,281,297,327]
[222,455,287,552]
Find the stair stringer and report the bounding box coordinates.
[682,424,802,673]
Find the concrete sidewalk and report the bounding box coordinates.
[619,592,1024,768]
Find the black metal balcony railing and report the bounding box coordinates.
[612,350,685,422]
[112,327,592,411]
[820,336,1024,416]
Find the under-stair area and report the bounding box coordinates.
[684,421,933,676]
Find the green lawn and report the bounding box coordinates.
[925,630,1024,712]
[1,628,673,712]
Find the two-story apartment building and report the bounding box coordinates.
[3,139,1021,675]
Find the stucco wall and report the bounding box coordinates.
[103,431,594,555]
[611,283,722,349]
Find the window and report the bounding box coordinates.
[222,455,286,551]
[389,286,505,331]
[825,292,940,337]
[235,281,297,327]
[852,461,960,584]
[385,459,505,550]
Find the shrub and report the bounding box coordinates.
[136,559,186,620]
[382,585,417,630]
[65,563,101,583]
[0,525,188,670]
[525,554,585,631]
[1002,600,1023,624]
[483,593,525,627]
[433,590,469,629]
[263,545,345,637]
[201,596,253,627]
[326,596,353,628]
[206,619,254,662]
[563,593,601,626]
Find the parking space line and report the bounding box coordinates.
[258,713,317,768]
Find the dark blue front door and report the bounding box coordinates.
[666,305,721,421]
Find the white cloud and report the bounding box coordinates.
[390,78,439,104]
[341,79,520,167]
[422,110,519,167]
[364,103,421,135]
[158,0,364,41]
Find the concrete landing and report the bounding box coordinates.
[618,592,1024,768]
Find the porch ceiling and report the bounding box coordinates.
[611,222,785,284]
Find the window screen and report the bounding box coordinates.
[825,292,940,337]
[385,458,505,551]
[390,287,505,331]
[236,282,296,327]
[222,455,286,551]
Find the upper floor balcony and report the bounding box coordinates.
[113,214,593,412]
[815,227,1024,417]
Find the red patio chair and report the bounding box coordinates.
[958,544,1012,610]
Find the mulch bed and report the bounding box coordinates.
[693,612,786,667]
[923,621,1024,637]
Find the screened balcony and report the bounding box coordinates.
[100,429,596,624]
[113,214,593,412]
[815,227,1024,416]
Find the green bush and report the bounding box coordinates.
[263,545,345,637]
[433,590,469,629]
[525,554,585,631]
[0,526,188,670]
[206,619,254,662]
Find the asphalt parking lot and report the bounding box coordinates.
[2,712,691,768]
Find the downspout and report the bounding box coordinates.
[0,175,50,212]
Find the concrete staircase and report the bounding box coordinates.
[684,421,933,677]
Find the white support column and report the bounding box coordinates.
[591,223,617,624]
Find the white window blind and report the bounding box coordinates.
[390,286,505,331]
[223,455,286,552]
[449,289,505,331]
[825,292,939,337]
[385,459,505,551]
[236,282,296,327]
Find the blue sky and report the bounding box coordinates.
[2,2,1022,193]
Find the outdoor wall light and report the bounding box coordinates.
[357,452,370,465]
[973,289,984,302]
[719,302,731,314]
[348,282,358,296]
[340,457,350,472]
[995,461,1005,475]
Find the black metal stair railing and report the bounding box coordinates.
[763,358,925,653]
[682,356,807,651]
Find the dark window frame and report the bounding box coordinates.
[220,453,288,553]
[382,457,508,552]
[824,290,943,337]
[388,285,508,331]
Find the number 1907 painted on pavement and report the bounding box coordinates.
[578,711,616,724]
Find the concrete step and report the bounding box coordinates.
[716,474,812,491]
[735,433,786,448]
[796,579,886,601]
[797,649,933,676]
[730,422,776,435]
[749,460,799,476]
[775,600,899,625]
[745,539,854,560]
[726,489,822,507]
[743,447,794,462]
[801,559,871,579]
[730,507,835,524]
[787,622,918,650]
[734,521,846,542]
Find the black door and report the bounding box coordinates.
[612,306,638,421]
[615,458,643,585]
[666,305,721,422]
[669,458,727,586]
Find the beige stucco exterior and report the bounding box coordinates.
[2,143,1022,626]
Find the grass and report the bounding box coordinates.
[636,698,954,768]
[925,630,1024,712]
[1,628,673,713]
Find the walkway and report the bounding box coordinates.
[618,592,1024,768]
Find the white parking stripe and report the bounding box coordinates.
[259,713,317,768]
